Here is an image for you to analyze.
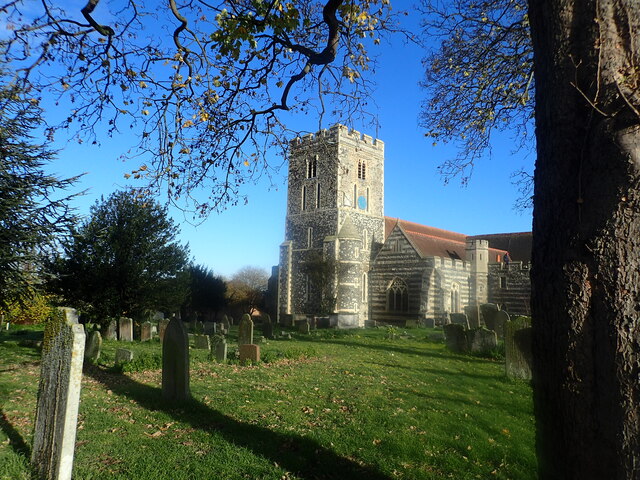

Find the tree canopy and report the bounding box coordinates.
[51,189,190,324]
[3,0,406,215]
[0,82,80,312]
[183,264,227,318]
[419,0,534,206]
[226,265,269,315]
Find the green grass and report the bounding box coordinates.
[0,324,536,479]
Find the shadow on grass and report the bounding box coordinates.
[302,336,489,363]
[0,409,31,458]
[84,365,392,480]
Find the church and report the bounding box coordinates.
[276,124,531,327]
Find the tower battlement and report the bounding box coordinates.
[291,124,384,150]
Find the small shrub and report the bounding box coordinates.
[4,293,53,325]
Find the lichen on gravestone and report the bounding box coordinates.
[32,307,85,480]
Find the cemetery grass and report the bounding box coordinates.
[0,325,536,480]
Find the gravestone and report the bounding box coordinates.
[239,344,260,364]
[316,316,330,329]
[140,321,152,342]
[227,315,234,326]
[238,314,254,345]
[84,330,102,363]
[31,308,85,480]
[115,348,134,364]
[298,319,310,334]
[449,313,470,330]
[505,317,532,380]
[214,338,227,363]
[194,334,211,350]
[203,322,216,335]
[105,320,117,340]
[479,304,500,331]
[468,328,498,354]
[194,320,204,334]
[162,317,190,402]
[221,315,231,331]
[118,317,133,342]
[158,319,170,342]
[262,315,273,339]
[464,305,481,329]
[424,318,436,328]
[443,323,468,353]
[405,319,418,328]
[494,310,510,340]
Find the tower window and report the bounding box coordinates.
[316,183,321,208]
[307,157,317,178]
[307,227,313,249]
[302,185,307,211]
[450,283,460,313]
[500,276,507,289]
[353,184,357,209]
[358,160,366,180]
[362,273,368,302]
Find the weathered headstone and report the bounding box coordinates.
[162,317,190,402]
[262,315,273,339]
[239,344,260,364]
[468,328,498,354]
[118,317,133,342]
[31,308,85,480]
[449,313,470,330]
[105,320,117,340]
[464,305,482,329]
[316,316,330,329]
[221,314,230,332]
[494,310,510,340]
[158,318,170,342]
[193,334,211,350]
[238,314,254,345]
[140,321,152,342]
[203,322,216,335]
[505,317,532,380]
[115,348,134,364]
[84,330,102,363]
[194,320,204,334]
[424,318,436,328]
[298,319,310,334]
[479,303,500,330]
[443,323,468,353]
[214,338,227,363]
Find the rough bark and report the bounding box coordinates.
[528,0,640,478]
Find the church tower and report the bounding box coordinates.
[278,125,385,326]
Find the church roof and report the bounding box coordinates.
[467,232,532,262]
[384,217,526,262]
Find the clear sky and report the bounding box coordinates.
[41,11,534,279]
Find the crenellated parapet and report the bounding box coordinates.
[291,124,384,150]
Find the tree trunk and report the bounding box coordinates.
[527,0,640,478]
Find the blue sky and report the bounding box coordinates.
[41,11,534,279]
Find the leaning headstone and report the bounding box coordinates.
[262,315,274,339]
[158,318,170,342]
[298,319,310,334]
[221,314,230,331]
[115,348,134,364]
[238,314,254,345]
[494,310,510,340]
[118,317,133,342]
[214,338,227,363]
[449,313,470,330]
[140,321,152,342]
[162,317,190,402]
[464,305,481,329]
[239,344,260,364]
[31,308,85,480]
[193,334,211,350]
[480,303,500,330]
[505,317,532,380]
[443,323,468,353]
[84,330,102,363]
[468,328,498,354]
[105,320,117,340]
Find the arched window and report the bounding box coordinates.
[386,277,409,312]
[307,156,317,178]
[301,185,307,211]
[362,273,368,302]
[358,160,366,179]
[316,183,321,208]
[450,283,460,313]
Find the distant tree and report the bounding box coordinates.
[52,190,189,325]
[226,266,269,315]
[3,1,408,214]
[183,264,227,319]
[419,0,534,207]
[301,250,336,315]
[0,81,80,313]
